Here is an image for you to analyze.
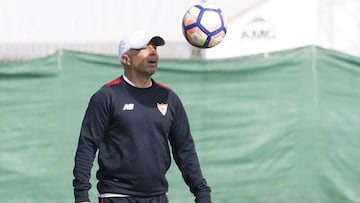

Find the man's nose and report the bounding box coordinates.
[148,44,157,52]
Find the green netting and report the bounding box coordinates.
[1,46,360,203]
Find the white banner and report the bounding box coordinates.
[205,0,360,58]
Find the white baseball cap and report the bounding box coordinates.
[118,31,165,57]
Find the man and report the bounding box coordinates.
[73,31,212,203]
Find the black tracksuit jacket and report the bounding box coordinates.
[73,76,211,203]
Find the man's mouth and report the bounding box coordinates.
[148,57,158,65]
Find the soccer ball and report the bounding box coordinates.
[182,2,227,48]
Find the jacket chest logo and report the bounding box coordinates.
[157,103,168,116]
[122,103,134,110]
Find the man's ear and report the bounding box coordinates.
[121,54,130,66]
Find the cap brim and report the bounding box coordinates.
[150,36,165,46]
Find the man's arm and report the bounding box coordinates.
[73,90,111,203]
[168,97,211,203]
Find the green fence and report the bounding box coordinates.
[1,46,360,203]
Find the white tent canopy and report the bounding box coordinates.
[0,0,255,61]
[0,0,359,61]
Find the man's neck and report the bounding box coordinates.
[123,74,152,88]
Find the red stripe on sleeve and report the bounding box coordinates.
[106,77,122,86]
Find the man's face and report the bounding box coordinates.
[126,44,159,77]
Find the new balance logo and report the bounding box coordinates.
[122,103,134,110]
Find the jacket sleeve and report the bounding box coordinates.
[72,88,111,203]
[168,95,211,203]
